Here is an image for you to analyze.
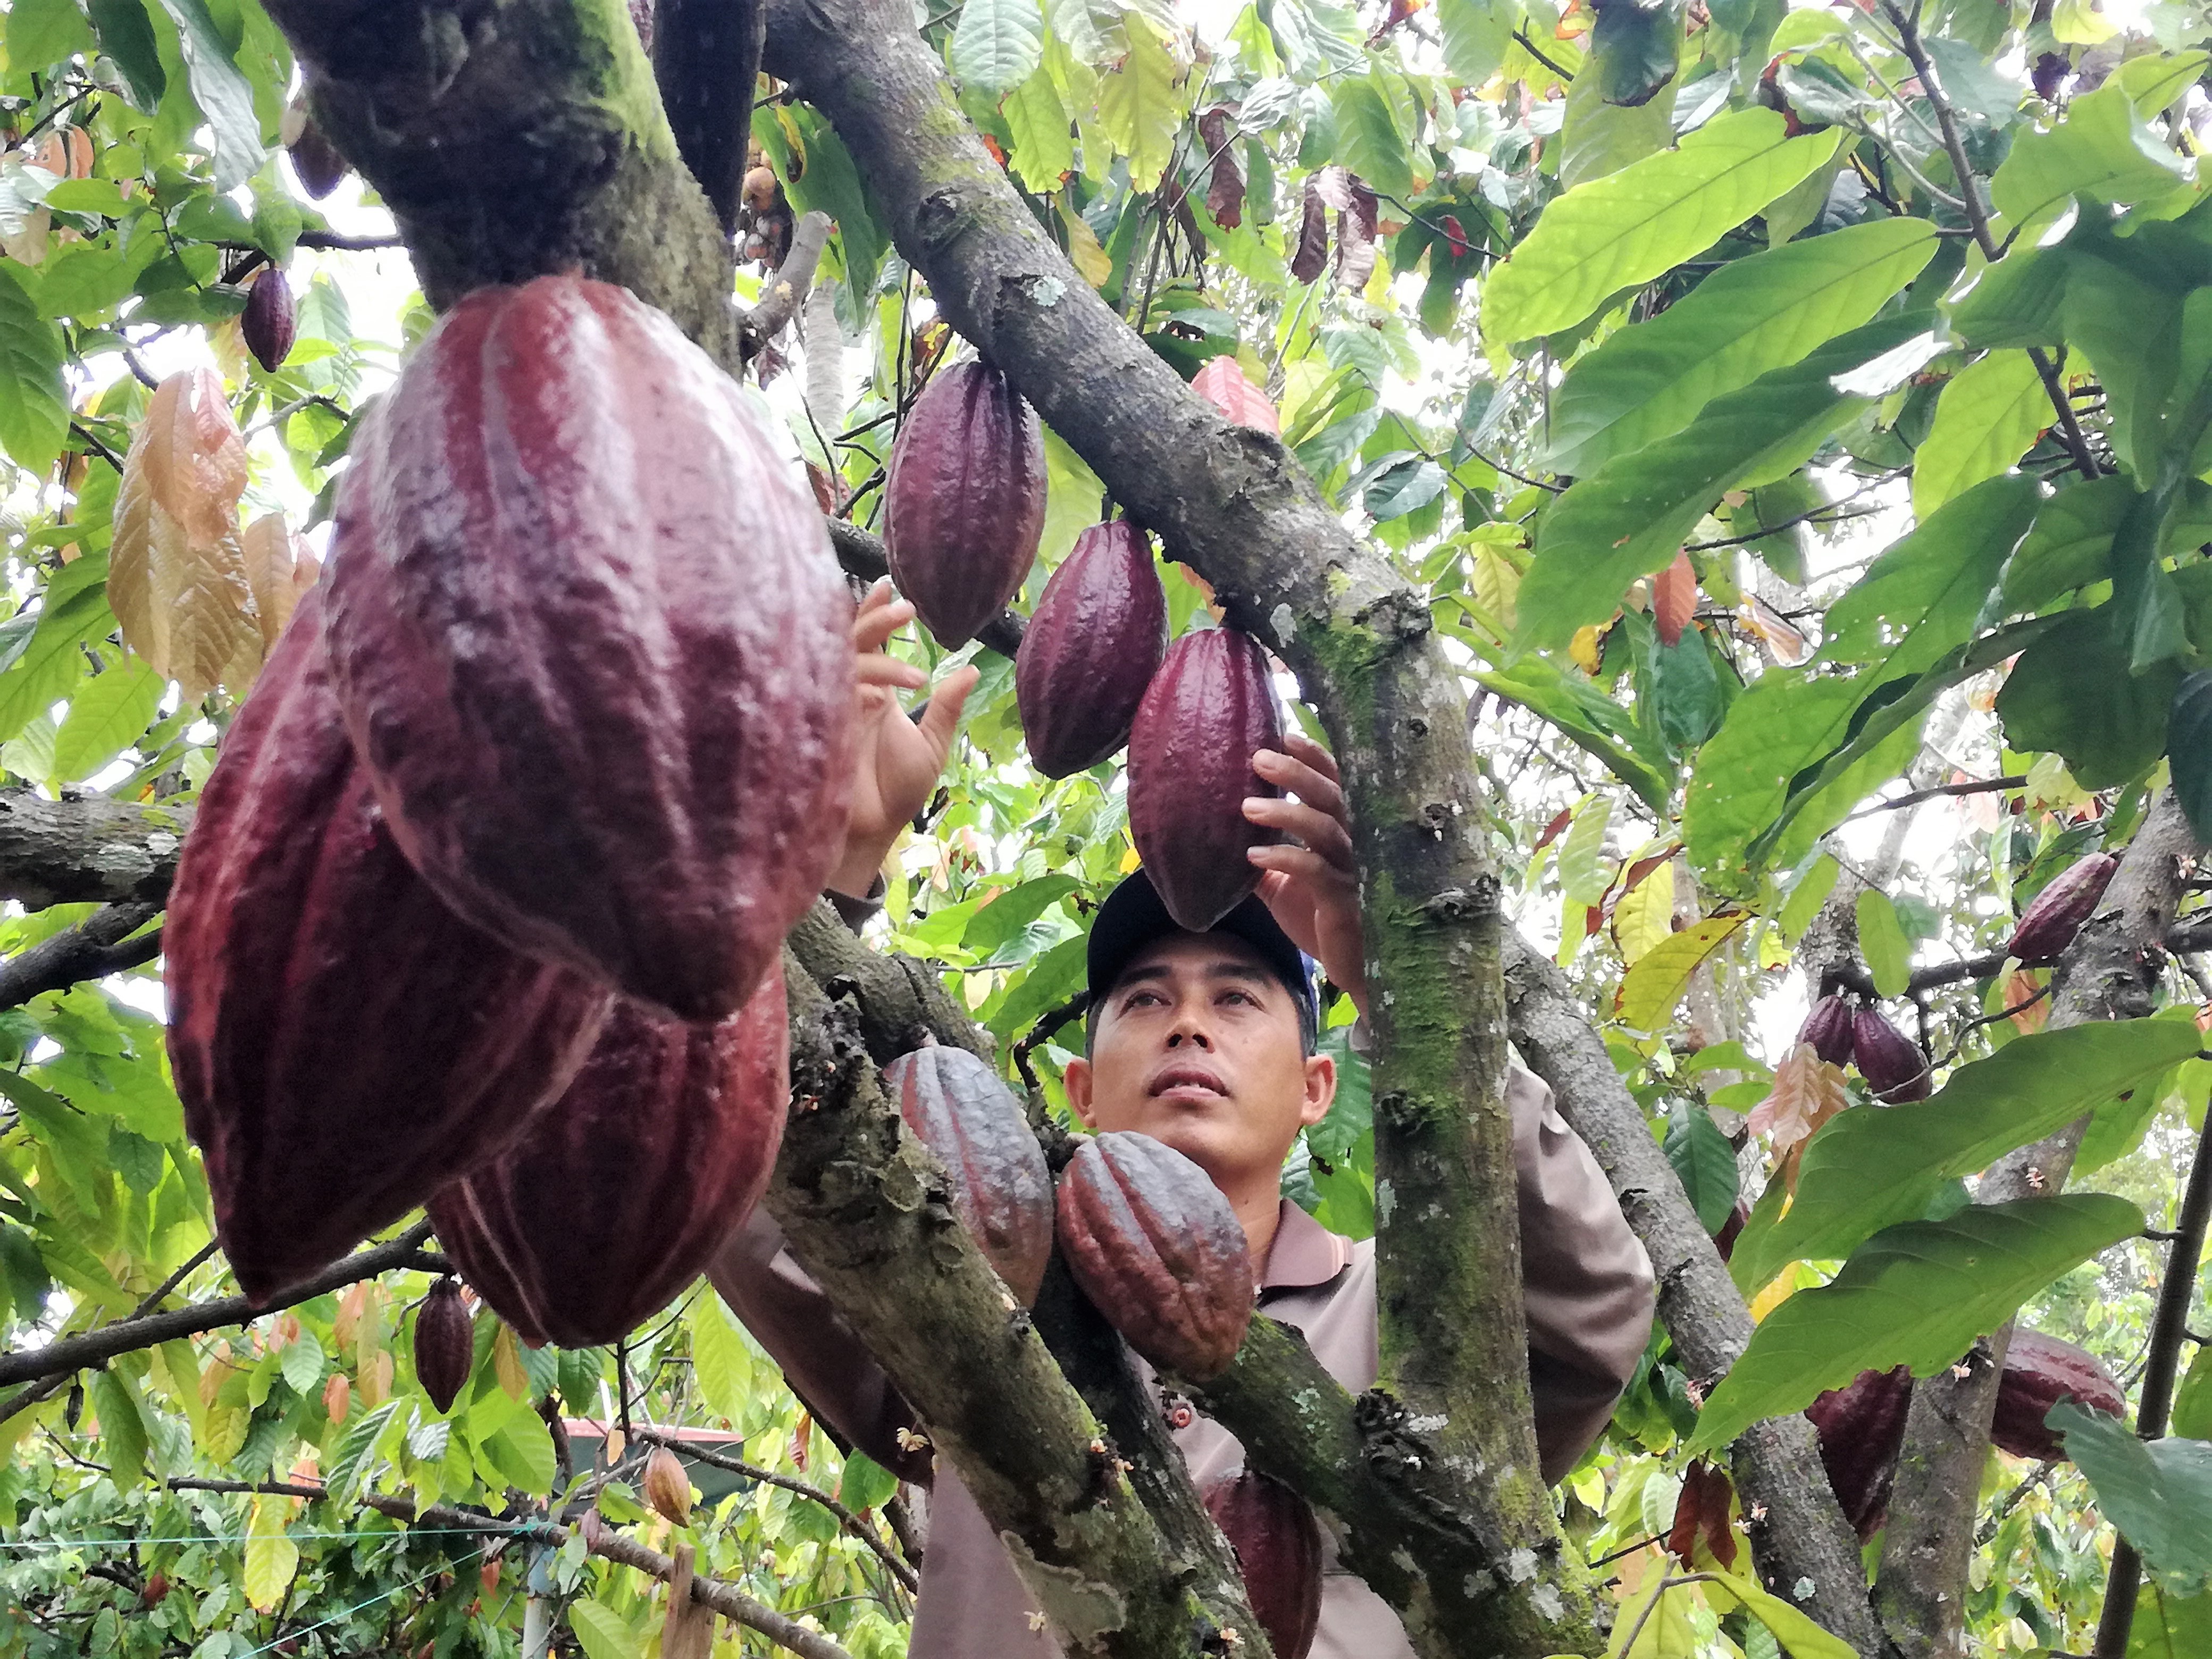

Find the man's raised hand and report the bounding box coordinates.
[1243,733,1369,1023]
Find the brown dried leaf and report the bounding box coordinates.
[1747,1042,1849,1172]
[1654,550,1696,647]
[1197,106,1244,230]
[1335,176,1380,294]
[1290,177,1329,284]
[1739,593,1811,665]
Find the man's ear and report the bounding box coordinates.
[1300,1050,1336,1128]
[1063,1054,1100,1129]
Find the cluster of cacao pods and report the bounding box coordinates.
[1795,993,1930,1103]
[169,273,851,1345]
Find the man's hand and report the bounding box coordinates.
[1243,733,1368,1023]
[826,579,979,900]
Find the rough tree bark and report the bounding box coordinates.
[0,787,188,907]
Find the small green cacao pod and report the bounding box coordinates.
[1992,1330,2125,1461]
[243,269,296,373]
[1851,1006,1930,1103]
[1797,994,1854,1067]
[882,1045,1054,1306]
[2008,853,2119,965]
[1015,520,1167,778]
[1806,1365,1911,1539]
[1202,1470,1322,1659]
[415,1278,475,1414]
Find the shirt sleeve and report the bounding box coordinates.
[703,1207,934,1485]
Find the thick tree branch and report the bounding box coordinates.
[0,789,189,909]
[784,899,997,1068]
[652,0,763,232]
[0,902,160,1010]
[743,210,836,357]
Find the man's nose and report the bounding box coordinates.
[1164,1011,1214,1050]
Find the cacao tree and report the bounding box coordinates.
[0,0,2209,1654]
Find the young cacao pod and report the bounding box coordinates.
[884,358,1046,647]
[322,273,854,1021]
[643,1445,693,1525]
[1055,1132,1255,1379]
[1805,1365,1911,1539]
[1127,627,1286,931]
[165,593,611,1305]
[1202,1470,1322,1659]
[2008,853,2119,965]
[882,1045,1054,1306]
[1015,520,1168,777]
[427,961,789,1348]
[1797,994,1855,1067]
[286,113,348,199]
[242,269,296,373]
[1991,1330,2126,1461]
[415,1278,476,1414]
[1851,1006,1930,1103]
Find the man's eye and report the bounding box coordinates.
[1124,990,1163,1009]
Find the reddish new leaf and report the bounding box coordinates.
[1191,357,1279,434]
[1654,550,1696,647]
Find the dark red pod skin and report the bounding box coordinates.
[1852,1006,1931,1103]
[286,114,348,200]
[415,1279,475,1414]
[165,591,611,1306]
[430,962,788,1349]
[2008,853,2119,965]
[1015,520,1168,777]
[885,359,1047,647]
[323,274,853,1022]
[1798,994,1855,1067]
[1128,627,1286,932]
[1806,1365,1911,1539]
[1056,1132,1255,1379]
[629,0,654,50]
[1991,1330,2126,1461]
[243,269,296,373]
[1202,1470,1322,1659]
[1715,1198,1750,1262]
[882,1045,1054,1306]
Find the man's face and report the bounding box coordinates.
[1063,932,1335,1194]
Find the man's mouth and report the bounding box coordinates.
[1149,1063,1229,1099]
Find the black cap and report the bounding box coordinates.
[1086,870,1318,1033]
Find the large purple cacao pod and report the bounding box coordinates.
[2008,853,2119,965]
[1127,627,1286,931]
[1203,1471,1322,1659]
[165,592,611,1306]
[1015,520,1168,777]
[428,961,789,1348]
[1992,1330,2126,1460]
[1798,994,1855,1067]
[1851,1007,1931,1103]
[882,1045,1054,1306]
[1806,1365,1911,1539]
[414,1278,475,1414]
[322,273,853,1022]
[1056,1132,1255,1379]
[884,358,1046,648]
[242,269,296,373]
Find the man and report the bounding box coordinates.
[709,583,1656,1657]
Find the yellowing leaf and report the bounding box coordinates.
[1746,1042,1850,1166]
[1059,198,1112,288]
[1613,859,1675,964]
[1569,623,1603,672]
[244,1495,299,1613]
[1096,15,1180,191]
[493,1320,529,1400]
[1616,914,1746,1030]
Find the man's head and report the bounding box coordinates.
[1063,873,1335,1196]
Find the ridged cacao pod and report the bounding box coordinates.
[643,1446,692,1525]
[286,113,348,199]
[1203,1471,1322,1659]
[882,1045,1054,1306]
[1851,1007,1930,1103]
[243,269,296,373]
[629,0,655,51]
[1992,1331,2126,1461]
[884,359,1046,648]
[323,274,854,1021]
[415,1279,476,1414]
[2008,853,2119,965]
[165,592,611,1305]
[1798,994,1855,1067]
[1806,1365,1911,1539]
[428,963,789,1348]
[1056,1132,1255,1379]
[1015,520,1167,777]
[1127,627,1286,932]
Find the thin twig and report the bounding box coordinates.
[1842,775,2028,823]
[1512,27,1574,80]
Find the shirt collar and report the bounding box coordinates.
[1260,1200,1354,1292]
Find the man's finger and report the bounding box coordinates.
[1253,747,1346,820]
[914,664,980,756]
[857,655,928,691]
[854,595,917,654]
[1243,797,1354,871]
[1247,842,1350,894]
[1283,731,1341,784]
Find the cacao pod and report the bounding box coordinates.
[322,273,854,1021]
[429,962,789,1348]
[242,268,296,373]
[882,1045,1054,1306]
[1798,994,1855,1067]
[1127,627,1286,931]
[415,1278,476,1414]
[286,113,348,199]
[884,358,1046,648]
[643,1445,693,1525]
[1202,1470,1322,1659]
[165,591,611,1305]
[1015,520,1168,777]
[1714,1197,1750,1263]
[2008,853,2119,965]
[1056,1132,1255,1379]
[1851,1006,1930,1103]
[1992,1330,2126,1461]
[1805,1365,1910,1539]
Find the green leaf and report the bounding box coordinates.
[1855,889,1911,998]
[1557,60,1677,189]
[951,0,1044,99]
[1911,351,2049,518]
[1461,651,1677,812]
[1727,1021,2198,1293]
[87,1368,148,1488]
[1557,792,1615,906]
[691,1294,759,1427]
[151,0,267,192]
[1664,1100,1738,1232]
[0,569,112,749]
[2128,1582,2212,1659]
[1616,915,1745,1032]
[2001,608,2180,789]
[7,0,96,69]
[839,1450,900,1512]
[1437,0,1515,82]
[0,264,69,477]
[1586,0,1683,107]
[87,0,166,108]
[1690,1194,2145,1454]
[1778,854,1840,940]
[2054,1406,2212,1594]
[1004,66,1074,192]
[51,658,164,784]
[2004,473,2134,609]
[1547,217,1939,475]
[1703,1572,1858,1659]
[966,875,1079,958]
[570,1602,647,1659]
[1096,15,1179,192]
[0,1068,109,1205]
[1991,79,2191,233]
[280,1331,324,1396]
[988,932,1088,1037]
[1951,246,2072,350]
[324,1400,400,1504]
[485,1409,558,1495]
[1481,108,1841,348]
[1518,309,1933,649]
[2168,672,2212,845]
[1820,474,2038,678]
[1331,74,1414,202]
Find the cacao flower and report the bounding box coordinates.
[1797,994,1855,1067]
[164,590,611,1304]
[882,1045,1054,1306]
[1806,1365,1911,1539]
[643,1445,693,1526]
[415,1279,475,1414]
[1015,520,1168,778]
[1851,1007,1930,1104]
[322,274,854,1021]
[884,358,1046,648]
[1202,1471,1322,1659]
[1127,627,1286,931]
[1991,1330,2126,1461]
[2007,853,2118,965]
[242,268,296,372]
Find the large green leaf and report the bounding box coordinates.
[1999,606,2180,788]
[1727,1020,2201,1293]
[1991,78,2192,234]
[1911,350,2049,517]
[1690,1195,2145,1454]
[1462,649,1677,811]
[1519,309,1934,649]
[951,0,1044,99]
[0,264,69,477]
[51,657,164,785]
[1548,217,1938,475]
[1437,0,1515,82]
[6,0,95,69]
[87,1369,148,1488]
[1331,73,1414,203]
[1480,107,1842,348]
[2128,1582,2212,1658]
[2055,1405,2212,1595]
[2171,671,2212,844]
[1586,0,1683,107]
[152,0,266,192]
[0,558,116,748]
[1557,55,1676,188]
[2003,473,2135,609]
[1096,14,1179,191]
[1822,474,2038,680]
[1664,1100,1738,1233]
